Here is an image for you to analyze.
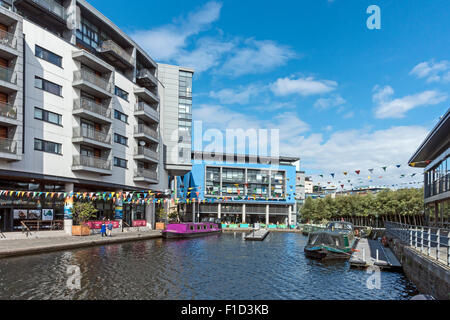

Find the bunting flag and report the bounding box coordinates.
[355,170,361,175]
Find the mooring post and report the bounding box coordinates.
[376,249,379,263]
[428,228,431,257]
[436,228,440,261]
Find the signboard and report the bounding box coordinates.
[28,210,41,220]
[42,209,54,221]
[86,221,120,230]
[13,209,27,220]
[132,220,147,227]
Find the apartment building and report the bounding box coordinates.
[0,0,186,233]
[178,152,299,226]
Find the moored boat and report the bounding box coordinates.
[162,222,222,239]
[304,221,356,260]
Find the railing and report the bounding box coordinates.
[21,221,32,238]
[135,168,157,180]
[0,65,15,84]
[22,220,64,232]
[0,29,16,49]
[135,146,158,161]
[74,98,111,119]
[386,222,450,266]
[136,101,159,120]
[137,68,158,84]
[73,127,111,144]
[0,138,16,154]
[74,69,111,92]
[0,102,17,120]
[73,155,112,171]
[135,124,158,140]
[31,0,66,20]
[426,173,450,198]
[97,40,134,66]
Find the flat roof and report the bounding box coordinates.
[409,108,450,167]
[192,151,300,164]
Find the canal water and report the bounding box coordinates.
[0,233,418,300]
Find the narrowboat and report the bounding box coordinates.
[304,221,357,260]
[162,222,222,239]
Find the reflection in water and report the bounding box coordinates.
[0,233,418,300]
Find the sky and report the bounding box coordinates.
[89,0,450,189]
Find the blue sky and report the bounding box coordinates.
[90,0,449,188]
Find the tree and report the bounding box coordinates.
[73,202,98,226]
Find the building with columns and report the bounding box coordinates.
[178,152,299,226]
[0,0,189,233]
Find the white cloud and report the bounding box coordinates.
[314,94,346,110]
[209,84,262,105]
[410,60,450,83]
[271,77,338,97]
[373,85,447,119]
[220,40,296,77]
[132,1,223,61]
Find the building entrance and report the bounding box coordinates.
[0,208,12,232]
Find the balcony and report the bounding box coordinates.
[72,155,112,176]
[73,98,112,124]
[0,65,16,92]
[134,124,158,143]
[0,137,19,160]
[135,101,159,123]
[73,69,112,99]
[0,101,17,125]
[96,40,134,70]
[134,86,159,104]
[134,168,158,184]
[72,127,112,149]
[0,29,17,53]
[134,146,158,163]
[14,0,66,25]
[72,50,114,74]
[136,68,158,89]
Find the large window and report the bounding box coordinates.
[76,18,100,49]
[425,156,450,198]
[115,86,128,101]
[114,110,128,123]
[178,71,193,134]
[34,107,62,126]
[34,138,62,155]
[34,76,62,96]
[35,45,62,67]
[114,157,127,169]
[114,133,128,146]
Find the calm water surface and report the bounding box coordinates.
[0,233,418,300]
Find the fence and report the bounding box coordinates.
[386,221,450,266]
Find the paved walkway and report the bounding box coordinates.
[0,230,162,259]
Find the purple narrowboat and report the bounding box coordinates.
[162,222,222,239]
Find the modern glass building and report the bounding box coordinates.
[409,108,450,227]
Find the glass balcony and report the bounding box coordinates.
[73,127,111,145]
[0,101,16,120]
[73,69,111,92]
[135,124,158,141]
[0,65,15,84]
[135,168,157,181]
[31,0,65,20]
[0,29,17,50]
[97,40,134,69]
[136,68,158,87]
[0,138,16,154]
[135,146,158,161]
[73,155,111,171]
[74,98,111,119]
[135,101,159,122]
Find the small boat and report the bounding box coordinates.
[162,221,222,239]
[304,221,356,260]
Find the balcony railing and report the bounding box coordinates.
[73,155,111,171]
[73,127,111,144]
[135,124,158,140]
[97,40,134,66]
[135,102,159,120]
[0,138,16,154]
[31,0,66,20]
[0,102,16,120]
[0,29,16,50]
[426,174,450,198]
[74,98,111,119]
[135,146,158,161]
[137,68,158,84]
[0,65,15,84]
[135,168,157,180]
[74,69,110,92]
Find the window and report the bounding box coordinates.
[34,138,62,155]
[76,18,100,49]
[114,110,128,123]
[34,76,62,96]
[35,45,62,67]
[34,107,62,126]
[115,86,128,101]
[114,133,128,146]
[114,157,127,169]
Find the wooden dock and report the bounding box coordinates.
[350,238,402,270]
[245,229,269,241]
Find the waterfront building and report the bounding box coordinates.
[0,0,188,233]
[178,151,299,226]
[409,107,450,227]
[295,170,305,207]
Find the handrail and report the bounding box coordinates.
[74,69,111,92]
[386,221,450,266]
[21,221,32,238]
